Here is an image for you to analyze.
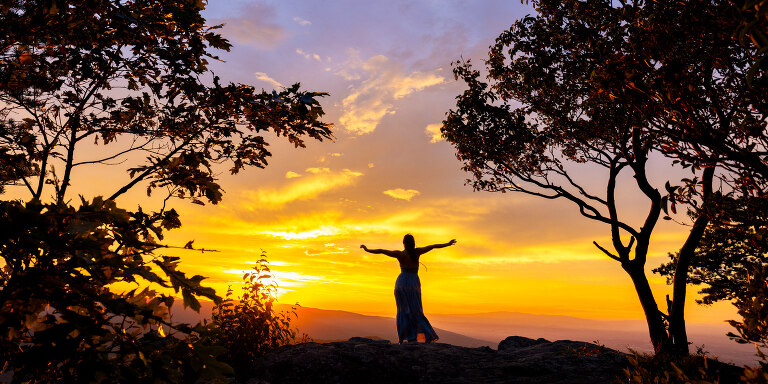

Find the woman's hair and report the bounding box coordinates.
[403,234,416,261]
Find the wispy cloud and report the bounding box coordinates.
[383,188,420,201]
[306,167,331,174]
[215,4,286,49]
[334,48,364,81]
[304,246,349,256]
[296,48,323,62]
[337,54,445,134]
[245,260,294,267]
[222,268,330,288]
[244,168,363,209]
[293,16,312,26]
[317,152,342,163]
[261,226,342,240]
[254,72,283,88]
[285,171,302,179]
[425,123,443,143]
[185,206,425,244]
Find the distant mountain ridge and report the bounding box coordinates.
[426,311,759,365]
[170,302,760,365]
[168,301,492,347]
[286,305,494,348]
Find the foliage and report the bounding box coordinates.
[742,364,768,384]
[537,0,768,191]
[0,198,231,382]
[567,340,607,357]
[621,351,744,384]
[654,195,768,305]
[729,263,768,344]
[209,253,306,380]
[0,0,332,204]
[726,263,768,376]
[0,0,331,382]
[733,0,768,83]
[654,194,768,368]
[440,0,768,354]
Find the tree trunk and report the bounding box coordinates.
[668,166,715,355]
[668,283,689,354]
[624,260,672,354]
[669,243,692,355]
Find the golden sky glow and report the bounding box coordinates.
[3,0,741,328]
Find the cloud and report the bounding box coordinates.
[334,48,364,81]
[305,167,331,174]
[317,153,342,163]
[337,55,446,134]
[216,4,286,49]
[254,72,283,88]
[304,243,349,256]
[293,16,312,26]
[383,188,421,201]
[261,226,342,240]
[187,206,425,243]
[296,48,323,62]
[246,260,293,267]
[271,270,335,288]
[222,268,329,288]
[245,168,363,209]
[425,123,443,143]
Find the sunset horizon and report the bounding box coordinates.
[4,0,767,381]
[1,0,743,326]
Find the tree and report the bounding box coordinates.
[443,0,764,355]
[655,195,768,307]
[655,194,768,373]
[0,0,332,381]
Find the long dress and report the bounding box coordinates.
[394,266,439,343]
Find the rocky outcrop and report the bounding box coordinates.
[497,335,550,351]
[247,336,630,383]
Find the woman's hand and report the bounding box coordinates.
[360,244,368,251]
[448,239,457,246]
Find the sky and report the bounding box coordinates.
[158,0,734,324]
[6,0,741,325]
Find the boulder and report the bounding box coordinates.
[497,336,550,351]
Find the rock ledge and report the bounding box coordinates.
[247,336,629,383]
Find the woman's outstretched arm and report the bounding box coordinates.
[360,245,400,258]
[416,239,457,255]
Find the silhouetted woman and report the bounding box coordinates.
[360,234,456,344]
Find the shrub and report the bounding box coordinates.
[210,252,305,379]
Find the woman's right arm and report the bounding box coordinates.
[360,245,400,258]
[416,239,457,255]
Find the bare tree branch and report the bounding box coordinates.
[107,134,196,202]
[73,138,155,167]
[593,241,622,262]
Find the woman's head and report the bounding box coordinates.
[403,234,415,251]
